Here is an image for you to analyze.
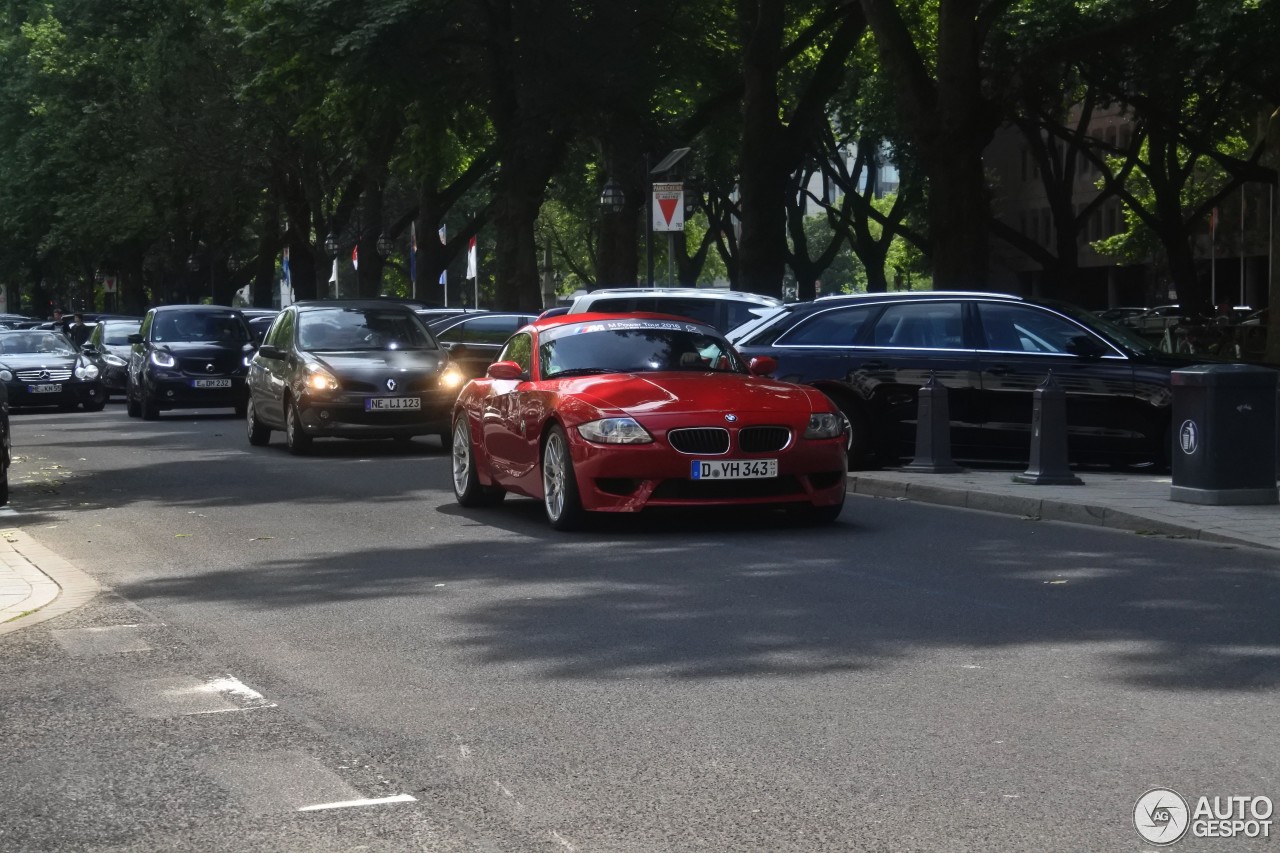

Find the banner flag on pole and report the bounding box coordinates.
[329,258,338,284]
[466,236,477,280]
[352,244,359,271]
[409,222,417,284]
[438,224,447,286]
[282,246,291,288]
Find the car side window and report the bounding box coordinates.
[267,310,294,349]
[776,305,877,346]
[587,297,636,314]
[977,303,1107,355]
[457,316,524,345]
[871,302,965,349]
[139,312,154,341]
[500,332,532,374]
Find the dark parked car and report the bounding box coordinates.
[0,330,106,411]
[245,300,464,454]
[81,317,142,397]
[731,291,1210,470]
[239,308,280,344]
[428,311,539,379]
[126,305,254,420]
[0,383,9,504]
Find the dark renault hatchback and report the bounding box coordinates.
[731,291,1209,469]
[126,305,254,419]
[245,301,463,454]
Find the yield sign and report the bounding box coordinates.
[652,182,684,232]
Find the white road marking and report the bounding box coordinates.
[549,830,578,851]
[297,794,417,812]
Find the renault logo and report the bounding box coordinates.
[386,378,397,392]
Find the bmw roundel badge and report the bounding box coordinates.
[725,414,738,422]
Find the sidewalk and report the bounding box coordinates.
[0,528,99,636]
[848,468,1280,551]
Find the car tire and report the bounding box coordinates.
[126,383,141,418]
[789,492,845,526]
[832,400,874,470]
[452,417,504,507]
[437,430,453,450]
[285,400,311,455]
[541,425,585,531]
[246,399,270,447]
[141,382,160,421]
[82,401,106,413]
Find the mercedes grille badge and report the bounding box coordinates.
[386,378,397,392]
[39,370,50,381]
[725,414,738,422]
[205,363,215,373]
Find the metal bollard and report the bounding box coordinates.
[901,372,964,473]
[1012,371,1083,485]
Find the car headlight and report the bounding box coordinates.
[305,366,339,392]
[577,417,652,444]
[104,354,127,367]
[150,350,176,368]
[804,412,846,440]
[0,370,11,382]
[439,366,464,390]
[75,363,100,380]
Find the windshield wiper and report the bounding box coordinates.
[545,367,614,378]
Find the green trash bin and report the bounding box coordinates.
[1169,364,1279,505]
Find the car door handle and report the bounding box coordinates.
[985,365,1010,376]
[860,361,887,371]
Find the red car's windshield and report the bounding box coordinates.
[538,319,743,379]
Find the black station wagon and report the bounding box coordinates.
[730,291,1212,469]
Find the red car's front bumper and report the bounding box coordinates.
[566,427,847,513]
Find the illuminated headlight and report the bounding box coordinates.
[242,354,253,367]
[104,354,127,367]
[75,363,100,380]
[305,366,339,392]
[150,350,176,368]
[0,370,11,382]
[577,417,652,445]
[804,412,846,440]
[439,366,464,390]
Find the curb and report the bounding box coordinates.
[0,529,100,636]
[846,474,1272,551]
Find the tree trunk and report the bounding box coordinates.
[492,179,544,312]
[736,0,789,299]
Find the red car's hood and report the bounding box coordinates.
[561,371,825,416]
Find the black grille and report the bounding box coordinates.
[650,475,804,501]
[667,427,729,455]
[16,369,72,381]
[178,355,240,374]
[344,376,440,393]
[738,426,790,453]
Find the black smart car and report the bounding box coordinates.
[245,301,464,454]
[81,317,142,397]
[730,291,1212,469]
[0,329,106,411]
[126,305,254,420]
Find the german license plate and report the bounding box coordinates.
[28,383,61,393]
[691,459,777,480]
[366,397,421,411]
[192,378,231,389]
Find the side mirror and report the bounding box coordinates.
[748,355,778,376]
[127,333,143,345]
[257,344,284,360]
[486,360,523,381]
[80,344,97,355]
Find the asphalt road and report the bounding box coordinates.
[2,403,1279,852]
